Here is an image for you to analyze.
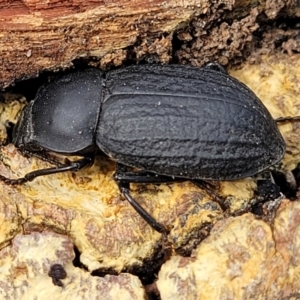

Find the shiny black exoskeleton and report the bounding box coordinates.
[0,63,287,236]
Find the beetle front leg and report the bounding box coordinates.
[0,156,93,185]
[275,116,300,123]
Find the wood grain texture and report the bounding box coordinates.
[0,0,298,87]
[0,0,225,87]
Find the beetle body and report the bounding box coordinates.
[14,64,285,181]
[7,63,286,235]
[99,65,285,180]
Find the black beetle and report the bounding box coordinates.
[0,63,289,236]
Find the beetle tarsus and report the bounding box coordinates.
[0,174,28,185]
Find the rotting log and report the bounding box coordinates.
[0,0,299,88]
[0,0,229,87]
[0,1,300,298]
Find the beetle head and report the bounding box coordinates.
[12,101,42,152]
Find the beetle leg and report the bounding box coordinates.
[115,164,170,236]
[115,171,184,184]
[114,165,226,210]
[0,157,93,185]
[119,183,169,236]
[191,180,226,211]
[203,61,227,74]
[114,163,185,184]
[118,182,172,260]
[275,116,300,123]
[115,163,226,215]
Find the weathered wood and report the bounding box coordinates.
[0,0,230,87]
[0,0,298,86]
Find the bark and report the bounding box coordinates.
[0,0,222,87]
[0,0,299,88]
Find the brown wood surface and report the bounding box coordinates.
[0,0,211,87]
[0,0,298,87]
